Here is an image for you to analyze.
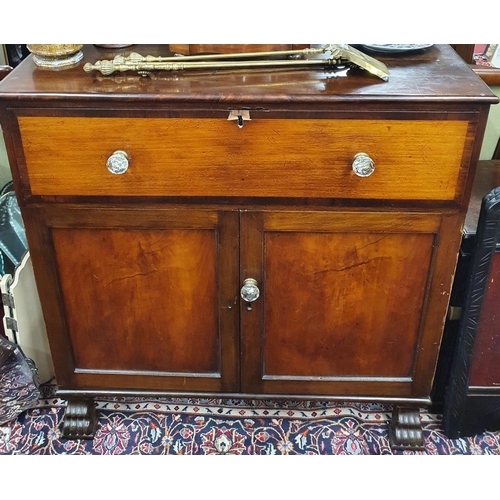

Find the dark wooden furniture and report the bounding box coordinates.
[434,157,500,438]
[0,44,496,449]
[169,44,310,55]
[452,44,500,85]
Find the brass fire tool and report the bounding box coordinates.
[83,44,389,81]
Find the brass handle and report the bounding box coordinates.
[106,150,129,175]
[352,152,375,177]
[240,278,260,303]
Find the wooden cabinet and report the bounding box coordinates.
[0,44,496,450]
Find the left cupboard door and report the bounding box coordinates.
[22,206,240,393]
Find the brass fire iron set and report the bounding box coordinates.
[83,44,390,81]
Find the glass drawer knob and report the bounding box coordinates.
[241,278,260,303]
[352,152,375,177]
[106,150,129,175]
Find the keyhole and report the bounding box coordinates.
[237,115,244,128]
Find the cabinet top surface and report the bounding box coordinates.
[0,44,497,105]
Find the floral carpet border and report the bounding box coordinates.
[2,389,500,455]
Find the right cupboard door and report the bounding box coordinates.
[240,211,463,399]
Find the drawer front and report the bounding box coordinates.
[18,116,469,201]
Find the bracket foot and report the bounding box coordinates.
[389,406,425,451]
[62,398,98,439]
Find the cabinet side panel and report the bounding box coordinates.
[52,227,219,374]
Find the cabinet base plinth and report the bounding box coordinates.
[62,398,97,439]
[388,406,425,451]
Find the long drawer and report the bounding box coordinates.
[17,115,470,201]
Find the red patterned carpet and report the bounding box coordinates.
[1,384,500,455]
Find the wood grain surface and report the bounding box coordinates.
[168,44,310,55]
[0,45,496,105]
[18,116,468,201]
[53,227,218,373]
[262,231,434,377]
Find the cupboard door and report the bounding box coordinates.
[240,211,462,398]
[24,207,239,393]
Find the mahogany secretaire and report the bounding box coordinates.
[0,44,496,450]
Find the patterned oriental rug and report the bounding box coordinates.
[1,384,500,455]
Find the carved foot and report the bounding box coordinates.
[388,406,425,451]
[62,398,98,439]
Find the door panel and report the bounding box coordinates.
[53,227,219,374]
[25,206,239,392]
[240,211,445,397]
[263,231,433,378]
